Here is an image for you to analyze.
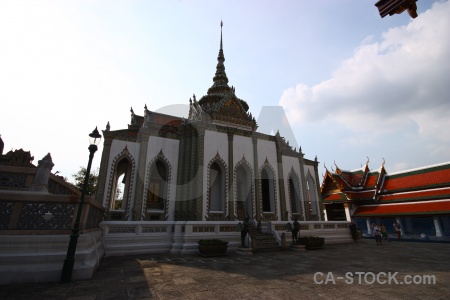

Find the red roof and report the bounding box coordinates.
[323,192,348,202]
[346,190,376,201]
[379,187,450,203]
[364,172,380,189]
[353,200,450,217]
[382,165,450,192]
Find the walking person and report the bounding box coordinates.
[381,223,389,242]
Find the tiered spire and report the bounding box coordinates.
[207,20,231,95]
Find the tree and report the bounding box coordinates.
[72,167,99,196]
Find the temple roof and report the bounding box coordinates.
[191,21,256,131]
[353,199,450,217]
[375,0,418,19]
[321,161,450,204]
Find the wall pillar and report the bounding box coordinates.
[133,131,149,220]
[344,202,351,221]
[227,131,234,220]
[96,134,112,206]
[252,136,260,220]
[434,216,443,237]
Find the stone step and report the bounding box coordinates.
[248,228,281,252]
[254,246,281,252]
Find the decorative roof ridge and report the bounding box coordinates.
[386,161,450,177]
[381,186,450,197]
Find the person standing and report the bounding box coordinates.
[292,217,300,244]
[381,223,389,242]
[372,223,382,245]
[240,217,250,247]
[394,222,402,241]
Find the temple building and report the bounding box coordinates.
[95,23,323,224]
[321,160,450,240]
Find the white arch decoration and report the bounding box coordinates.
[105,146,136,220]
[233,157,256,220]
[287,167,305,220]
[142,150,172,220]
[258,159,278,221]
[205,152,228,220]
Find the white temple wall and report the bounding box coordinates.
[304,164,318,184]
[103,140,140,209]
[202,130,229,221]
[146,136,180,221]
[233,135,254,168]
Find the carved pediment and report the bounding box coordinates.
[221,98,246,117]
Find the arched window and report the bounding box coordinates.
[110,157,132,212]
[209,162,225,212]
[306,176,318,215]
[147,160,167,210]
[261,167,275,212]
[236,163,253,220]
[289,175,301,214]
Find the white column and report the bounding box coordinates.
[366,219,372,235]
[434,216,443,237]
[344,203,351,221]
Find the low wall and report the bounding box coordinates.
[0,230,105,285]
[270,221,353,244]
[100,221,241,256]
[100,220,352,256]
[0,190,104,233]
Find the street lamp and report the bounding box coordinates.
[61,127,102,282]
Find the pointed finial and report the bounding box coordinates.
[106,121,110,131]
[144,104,147,110]
[130,107,134,114]
[366,156,370,165]
[382,158,385,166]
[220,20,223,50]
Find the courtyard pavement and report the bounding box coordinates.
[1,239,449,299]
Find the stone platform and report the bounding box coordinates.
[1,239,449,299]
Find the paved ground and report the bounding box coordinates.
[1,239,449,299]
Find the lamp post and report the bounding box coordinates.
[61,127,102,283]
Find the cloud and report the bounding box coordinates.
[280,0,450,143]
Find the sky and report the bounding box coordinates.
[1,0,449,184]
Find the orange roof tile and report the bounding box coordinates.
[379,187,450,203]
[382,167,450,192]
[323,192,348,202]
[353,200,450,217]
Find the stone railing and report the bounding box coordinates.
[269,221,352,245]
[0,190,104,234]
[100,221,241,255]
